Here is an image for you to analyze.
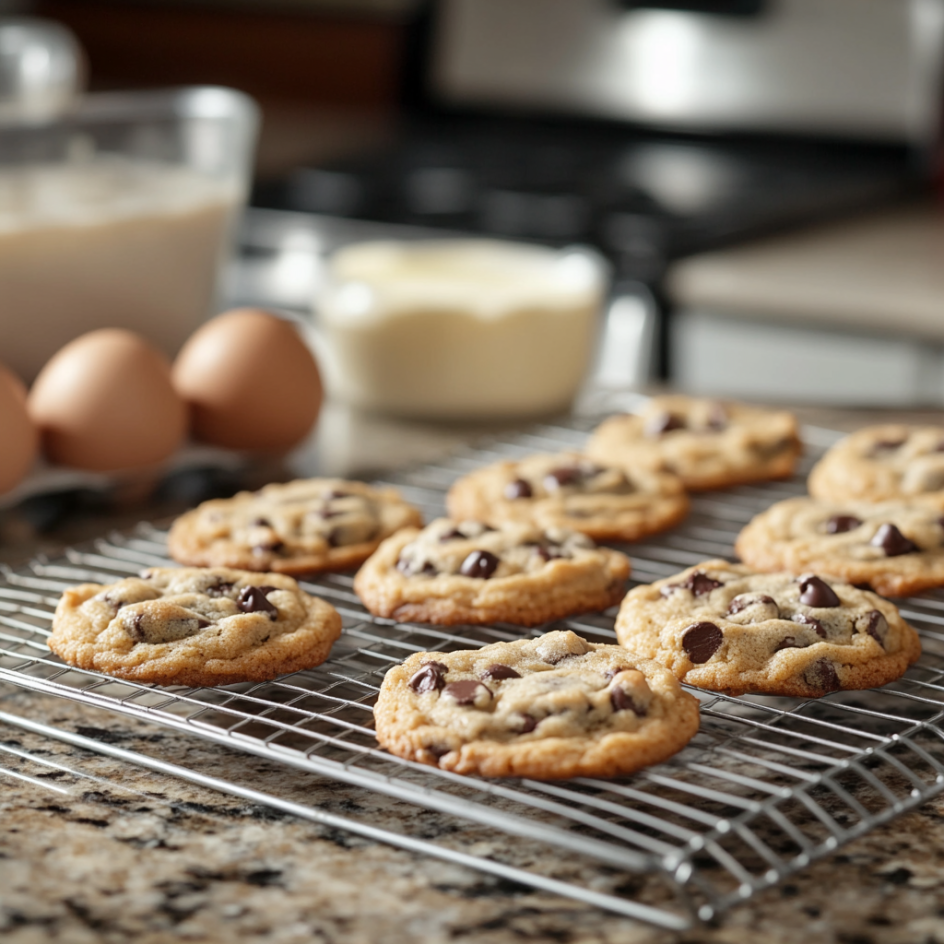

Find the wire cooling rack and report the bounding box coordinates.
[3,415,944,931]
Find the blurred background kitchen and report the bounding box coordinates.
[1,0,943,549]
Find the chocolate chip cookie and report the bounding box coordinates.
[586,395,801,491]
[353,519,631,626]
[373,630,700,778]
[735,495,944,597]
[445,452,689,542]
[615,560,920,697]
[808,425,944,505]
[48,567,343,687]
[168,478,423,575]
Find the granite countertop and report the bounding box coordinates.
[4,400,944,943]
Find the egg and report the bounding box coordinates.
[172,308,322,452]
[28,329,187,471]
[0,364,39,493]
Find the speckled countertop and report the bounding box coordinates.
[4,402,944,943]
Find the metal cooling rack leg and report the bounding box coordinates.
[0,709,694,931]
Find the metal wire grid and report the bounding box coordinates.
[3,419,944,931]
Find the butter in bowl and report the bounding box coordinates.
[316,239,609,420]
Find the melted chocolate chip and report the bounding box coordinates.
[443,680,491,706]
[604,666,629,681]
[870,523,919,557]
[460,550,499,579]
[206,580,235,598]
[517,713,537,734]
[427,744,451,759]
[504,478,533,500]
[727,593,777,616]
[610,687,646,715]
[544,467,583,491]
[252,517,272,527]
[481,663,521,681]
[793,613,827,638]
[646,412,685,437]
[864,609,889,648]
[409,662,448,694]
[804,660,840,694]
[798,576,841,608]
[826,515,862,534]
[438,527,465,542]
[682,622,723,664]
[319,508,343,519]
[253,540,285,555]
[237,586,278,620]
[662,570,724,598]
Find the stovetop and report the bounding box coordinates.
[253,115,919,281]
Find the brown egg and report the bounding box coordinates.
[28,329,187,471]
[172,308,322,452]
[0,364,39,493]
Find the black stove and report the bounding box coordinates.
[254,114,919,282]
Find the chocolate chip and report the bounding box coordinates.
[504,478,533,500]
[517,713,538,734]
[662,570,724,598]
[534,544,564,562]
[409,662,447,694]
[481,663,521,680]
[427,744,451,759]
[438,527,465,542]
[237,586,278,620]
[443,680,491,706]
[253,540,284,555]
[870,523,919,557]
[682,622,723,664]
[798,575,841,608]
[123,608,210,644]
[804,659,840,693]
[935,441,944,453]
[793,613,827,638]
[544,467,583,491]
[826,515,862,534]
[727,593,777,616]
[326,490,350,499]
[459,550,499,579]
[319,507,343,519]
[604,666,629,681]
[610,686,646,715]
[646,412,685,437]
[863,609,889,648]
[252,517,272,527]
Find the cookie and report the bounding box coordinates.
[168,478,423,575]
[808,425,944,505]
[445,452,689,542]
[48,567,342,687]
[615,560,920,697]
[373,630,700,778]
[353,519,631,626]
[735,495,944,598]
[586,395,801,491]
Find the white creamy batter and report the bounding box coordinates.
[319,239,606,419]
